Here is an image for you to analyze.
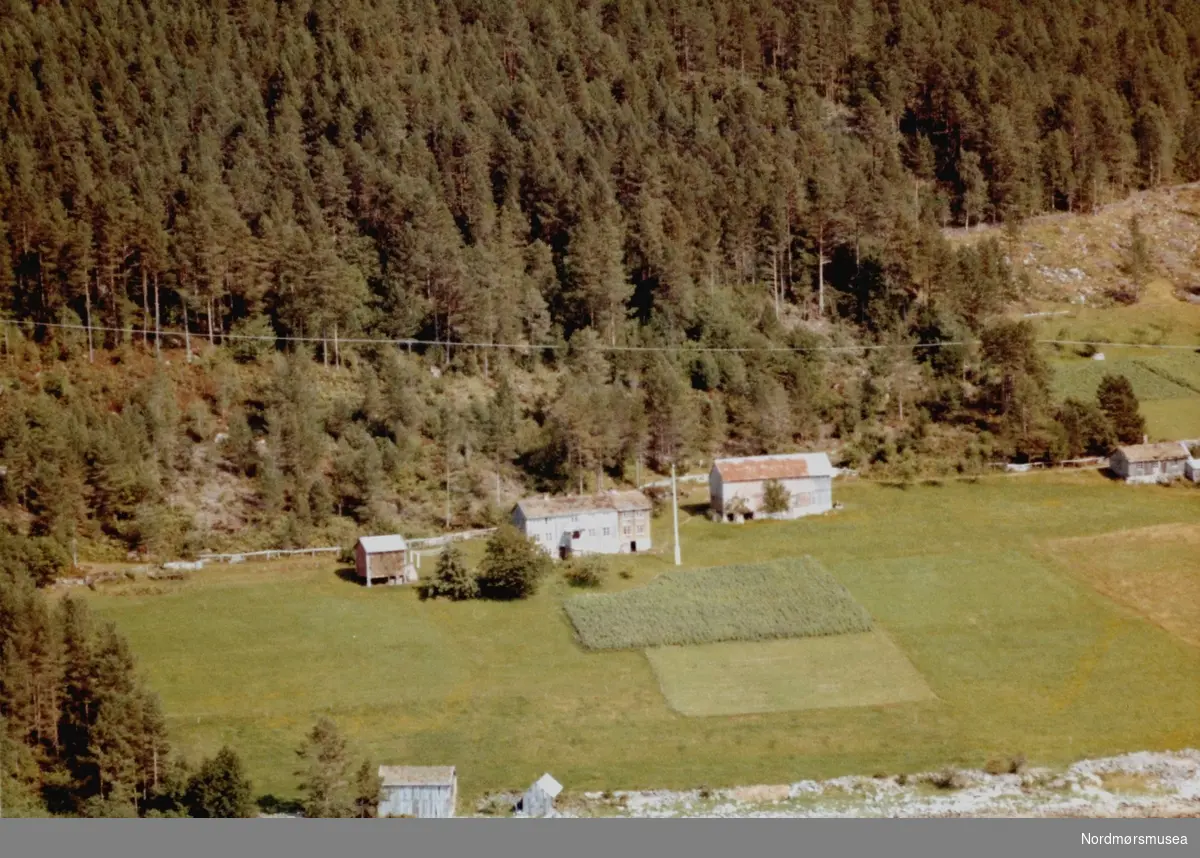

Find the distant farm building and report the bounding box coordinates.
[1109,442,1190,484]
[513,490,652,559]
[710,452,834,522]
[519,773,563,817]
[355,535,417,587]
[377,765,457,818]
[1188,456,1200,483]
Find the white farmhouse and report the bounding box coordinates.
[513,490,652,559]
[709,452,834,522]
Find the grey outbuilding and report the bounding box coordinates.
[377,765,458,818]
[519,773,563,817]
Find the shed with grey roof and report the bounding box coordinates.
[355,534,417,587]
[519,773,563,817]
[377,765,457,818]
[1110,442,1190,484]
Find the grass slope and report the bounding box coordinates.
[646,631,934,717]
[1045,523,1200,648]
[80,472,1200,805]
[563,557,871,651]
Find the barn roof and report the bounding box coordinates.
[1116,442,1190,463]
[713,452,834,482]
[357,534,408,554]
[516,490,652,519]
[378,765,456,787]
[531,773,562,798]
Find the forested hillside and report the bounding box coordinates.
[0,0,1198,560]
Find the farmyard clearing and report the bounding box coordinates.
[78,472,1200,805]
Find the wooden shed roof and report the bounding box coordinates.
[1116,442,1189,463]
[713,452,834,482]
[516,490,652,519]
[378,765,456,787]
[358,534,408,554]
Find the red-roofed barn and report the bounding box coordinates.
[709,453,834,522]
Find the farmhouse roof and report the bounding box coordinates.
[378,765,456,787]
[357,534,408,554]
[1116,442,1190,463]
[712,452,834,482]
[516,490,651,519]
[531,773,562,798]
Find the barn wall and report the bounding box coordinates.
[379,784,455,818]
[371,550,408,578]
[720,476,832,519]
[355,543,368,578]
[709,469,724,512]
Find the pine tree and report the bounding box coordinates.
[352,759,382,819]
[296,717,353,819]
[1097,374,1146,444]
[185,747,254,818]
[422,544,478,601]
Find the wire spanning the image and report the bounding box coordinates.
[4,318,1198,355]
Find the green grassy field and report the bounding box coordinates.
[564,557,871,651]
[79,472,1200,806]
[646,631,934,717]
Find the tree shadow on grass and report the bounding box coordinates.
[257,794,303,816]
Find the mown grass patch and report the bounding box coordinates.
[1050,355,1200,402]
[564,557,872,651]
[1043,522,1200,649]
[646,631,934,717]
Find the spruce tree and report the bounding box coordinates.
[1097,374,1146,445]
[185,747,255,818]
[423,544,478,601]
[296,717,353,819]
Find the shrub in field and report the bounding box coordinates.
[761,479,790,514]
[476,524,550,600]
[563,556,604,588]
[563,556,872,650]
[421,544,479,601]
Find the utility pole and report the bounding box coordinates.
[671,463,681,567]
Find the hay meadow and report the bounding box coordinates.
[78,472,1200,805]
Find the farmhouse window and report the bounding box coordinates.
[623,525,632,536]
[636,524,646,535]
[603,527,611,536]
[588,529,595,537]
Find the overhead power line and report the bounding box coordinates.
[4,318,1198,354]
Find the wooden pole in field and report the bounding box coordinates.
[671,463,681,567]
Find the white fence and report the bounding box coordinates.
[198,547,342,564]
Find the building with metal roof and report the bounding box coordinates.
[377,765,457,818]
[513,490,653,559]
[520,773,563,818]
[1110,442,1190,484]
[709,452,835,522]
[355,534,416,587]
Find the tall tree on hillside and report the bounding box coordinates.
[1097,374,1146,444]
[296,717,354,819]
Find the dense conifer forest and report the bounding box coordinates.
[0,0,1196,556]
